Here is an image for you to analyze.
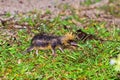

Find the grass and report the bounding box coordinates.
[100,0,120,18]
[80,0,101,6]
[0,16,120,80]
[0,1,120,79]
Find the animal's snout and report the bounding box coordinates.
[67,40,78,47]
[69,41,78,47]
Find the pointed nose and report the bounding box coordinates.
[70,42,79,47]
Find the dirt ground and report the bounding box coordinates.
[0,0,82,15]
[0,0,120,35]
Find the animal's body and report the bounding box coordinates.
[26,33,77,56]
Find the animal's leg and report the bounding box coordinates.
[58,46,64,53]
[51,48,56,57]
[35,49,39,55]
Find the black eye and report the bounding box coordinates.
[67,40,74,43]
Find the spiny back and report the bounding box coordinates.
[31,33,59,42]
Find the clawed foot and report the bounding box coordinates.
[52,53,57,57]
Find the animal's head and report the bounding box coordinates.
[61,32,78,46]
